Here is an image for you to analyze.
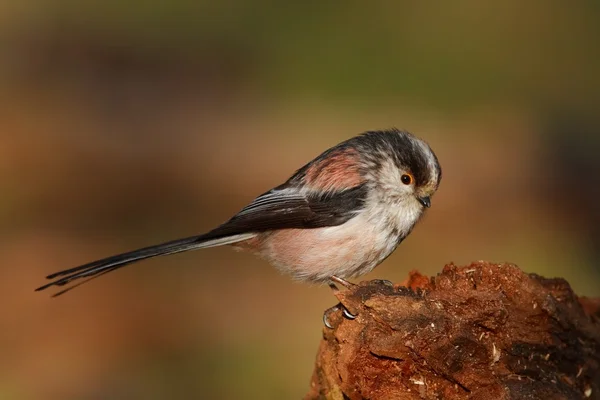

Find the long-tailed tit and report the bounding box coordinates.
[36,129,442,324]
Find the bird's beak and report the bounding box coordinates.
[418,196,431,208]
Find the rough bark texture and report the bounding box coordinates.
[306,262,600,400]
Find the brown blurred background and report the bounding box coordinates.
[2,1,600,399]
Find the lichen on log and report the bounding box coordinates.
[306,262,600,400]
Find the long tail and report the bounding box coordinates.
[35,232,256,296]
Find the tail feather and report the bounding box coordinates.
[36,232,256,295]
[50,266,123,297]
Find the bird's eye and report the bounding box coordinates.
[401,174,413,185]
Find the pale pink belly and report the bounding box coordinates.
[234,221,392,282]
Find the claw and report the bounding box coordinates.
[322,302,357,328]
[342,307,357,320]
[323,304,340,329]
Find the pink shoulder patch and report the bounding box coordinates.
[304,148,364,191]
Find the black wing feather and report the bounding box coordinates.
[212,184,368,234]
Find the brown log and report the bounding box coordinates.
[306,262,600,400]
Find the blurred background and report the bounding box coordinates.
[2,1,600,399]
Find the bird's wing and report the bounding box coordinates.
[35,183,368,295]
[206,142,369,237]
[206,183,368,238]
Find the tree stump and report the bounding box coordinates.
[306,262,600,400]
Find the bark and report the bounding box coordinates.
[306,262,600,400]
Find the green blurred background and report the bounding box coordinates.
[3,1,600,399]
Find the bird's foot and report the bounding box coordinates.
[330,275,357,289]
[370,279,394,287]
[322,277,396,328]
[323,276,359,328]
[322,302,357,329]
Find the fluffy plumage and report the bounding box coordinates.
[36,128,441,295]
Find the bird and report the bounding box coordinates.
[36,128,441,325]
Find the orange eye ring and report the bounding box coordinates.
[401,174,413,185]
